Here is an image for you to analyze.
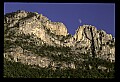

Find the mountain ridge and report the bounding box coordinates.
[4,10,115,78]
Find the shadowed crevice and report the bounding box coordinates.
[90,28,95,58]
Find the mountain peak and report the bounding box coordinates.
[4,10,115,77]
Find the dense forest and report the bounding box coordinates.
[4,57,114,78]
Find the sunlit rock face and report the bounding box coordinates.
[4,10,115,70]
[73,25,115,62]
[45,22,68,36]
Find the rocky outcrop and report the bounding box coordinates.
[4,10,68,46]
[74,26,85,41]
[73,25,115,62]
[45,22,68,36]
[4,10,115,71]
[4,46,75,69]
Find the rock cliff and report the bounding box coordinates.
[73,25,115,62]
[4,10,115,72]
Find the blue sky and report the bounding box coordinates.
[4,3,115,36]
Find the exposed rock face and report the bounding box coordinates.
[4,10,68,46]
[4,46,75,69]
[74,26,85,41]
[45,22,68,36]
[74,25,115,62]
[4,10,115,70]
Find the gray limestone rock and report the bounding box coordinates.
[4,10,115,71]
